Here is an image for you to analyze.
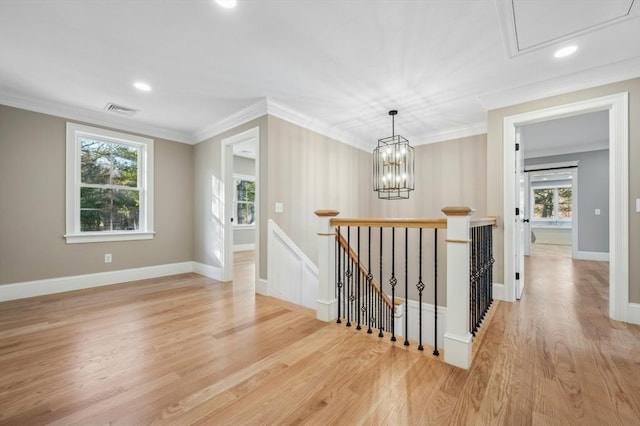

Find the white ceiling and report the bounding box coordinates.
[0,0,638,149]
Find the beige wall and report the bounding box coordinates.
[193,116,268,278]
[371,134,487,218]
[487,77,640,302]
[370,134,488,304]
[0,106,194,285]
[267,115,371,266]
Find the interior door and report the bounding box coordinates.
[523,171,531,256]
[515,128,525,299]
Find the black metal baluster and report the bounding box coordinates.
[379,227,384,338]
[336,227,342,324]
[390,227,397,342]
[404,227,409,346]
[357,226,362,330]
[489,225,494,305]
[433,228,439,356]
[346,227,352,327]
[367,227,373,334]
[470,226,476,335]
[417,228,424,351]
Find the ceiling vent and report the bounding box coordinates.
[104,102,139,116]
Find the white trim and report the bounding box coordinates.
[64,232,155,244]
[492,283,506,301]
[413,124,487,146]
[444,332,473,370]
[194,99,268,143]
[65,122,154,244]
[192,262,223,281]
[525,143,609,159]
[221,127,261,283]
[503,92,629,322]
[480,57,640,110]
[627,303,640,325]
[265,100,370,152]
[576,251,610,262]
[0,92,193,144]
[233,243,256,252]
[256,279,269,296]
[0,262,194,302]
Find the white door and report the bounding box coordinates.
[523,171,531,256]
[515,129,525,299]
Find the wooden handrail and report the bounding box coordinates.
[335,231,397,312]
[331,217,447,229]
[331,216,498,229]
[470,216,498,228]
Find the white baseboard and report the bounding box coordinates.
[576,251,610,261]
[492,283,506,301]
[398,299,447,350]
[627,303,640,325]
[233,244,255,252]
[192,262,223,281]
[256,278,269,296]
[0,262,194,302]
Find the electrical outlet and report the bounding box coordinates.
[595,209,601,216]
[104,253,112,263]
[275,202,284,213]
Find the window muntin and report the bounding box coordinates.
[66,123,154,243]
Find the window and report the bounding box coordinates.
[531,186,572,225]
[65,123,154,243]
[234,176,255,226]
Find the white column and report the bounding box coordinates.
[315,210,339,322]
[442,206,474,369]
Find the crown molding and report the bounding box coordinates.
[524,142,609,160]
[479,57,640,110]
[265,100,371,152]
[192,98,268,143]
[412,122,487,146]
[0,92,193,144]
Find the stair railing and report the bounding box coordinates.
[315,207,497,369]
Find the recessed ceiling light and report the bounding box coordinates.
[554,45,578,58]
[133,81,152,92]
[215,0,237,8]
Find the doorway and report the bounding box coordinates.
[221,127,260,286]
[526,167,577,259]
[503,92,629,321]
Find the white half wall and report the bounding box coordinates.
[267,219,319,309]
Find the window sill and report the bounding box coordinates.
[233,225,256,230]
[64,231,155,244]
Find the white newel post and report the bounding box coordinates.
[442,206,474,369]
[315,210,340,322]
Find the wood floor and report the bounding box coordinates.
[1,252,639,425]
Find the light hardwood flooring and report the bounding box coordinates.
[530,242,572,258]
[1,252,639,425]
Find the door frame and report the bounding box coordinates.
[220,126,260,284]
[503,92,628,321]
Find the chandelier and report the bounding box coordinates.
[373,110,415,200]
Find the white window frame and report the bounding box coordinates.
[530,184,572,227]
[65,122,154,244]
[233,173,255,229]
